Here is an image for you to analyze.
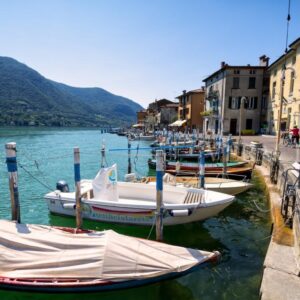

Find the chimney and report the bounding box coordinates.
[221,61,226,68]
[259,55,269,67]
[182,90,186,94]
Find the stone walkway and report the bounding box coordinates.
[232,135,300,163]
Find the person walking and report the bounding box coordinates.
[290,125,300,146]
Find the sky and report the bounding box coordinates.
[0,0,300,107]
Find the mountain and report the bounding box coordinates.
[0,57,143,127]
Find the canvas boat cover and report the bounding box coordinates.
[0,220,216,281]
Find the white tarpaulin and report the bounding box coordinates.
[92,164,119,201]
[0,220,216,280]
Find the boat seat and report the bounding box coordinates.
[183,192,203,204]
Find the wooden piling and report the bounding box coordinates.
[156,150,164,241]
[127,137,131,174]
[74,147,82,229]
[5,142,21,223]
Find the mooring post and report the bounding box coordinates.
[5,142,21,223]
[227,134,232,162]
[223,145,228,177]
[127,137,131,174]
[156,150,164,241]
[199,146,205,188]
[74,147,82,229]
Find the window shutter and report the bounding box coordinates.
[228,97,232,109]
[244,98,248,109]
[238,97,241,109]
[254,97,258,109]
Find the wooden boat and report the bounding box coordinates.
[0,220,220,292]
[165,166,253,180]
[45,165,235,226]
[148,159,248,171]
[144,174,253,195]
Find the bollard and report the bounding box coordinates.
[155,150,164,241]
[74,147,82,229]
[199,147,205,188]
[127,138,131,174]
[5,142,21,223]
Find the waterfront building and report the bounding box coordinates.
[267,37,300,134]
[202,56,269,135]
[175,88,205,131]
[137,98,178,131]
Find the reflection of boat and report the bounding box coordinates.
[45,165,235,226]
[144,174,253,195]
[0,220,220,292]
[148,159,248,171]
[138,135,156,141]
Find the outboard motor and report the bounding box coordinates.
[56,180,69,192]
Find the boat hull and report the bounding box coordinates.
[45,197,233,226]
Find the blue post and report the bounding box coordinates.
[223,145,228,177]
[74,147,82,229]
[128,137,131,174]
[227,134,232,162]
[156,150,164,241]
[5,142,20,223]
[199,147,205,188]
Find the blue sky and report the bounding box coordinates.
[0,0,299,107]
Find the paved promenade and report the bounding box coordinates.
[232,135,300,163]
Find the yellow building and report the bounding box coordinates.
[268,37,300,134]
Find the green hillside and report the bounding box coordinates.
[0,57,142,127]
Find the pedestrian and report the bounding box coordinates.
[290,125,299,146]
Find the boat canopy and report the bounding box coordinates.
[169,120,187,127]
[0,220,216,280]
[132,123,144,128]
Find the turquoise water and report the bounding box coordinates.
[0,127,271,300]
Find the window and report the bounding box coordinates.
[290,71,295,94]
[249,70,256,75]
[233,69,240,74]
[273,69,277,76]
[272,81,276,99]
[233,77,240,89]
[292,56,296,65]
[246,97,258,110]
[248,77,256,89]
[246,119,253,130]
[228,96,240,109]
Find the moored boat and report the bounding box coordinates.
[0,220,220,292]
[44,165,235,226]
[144,174,253,195]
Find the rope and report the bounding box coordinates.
[147,215,156,240]
[18,163,53,191]
[251,199,270,213]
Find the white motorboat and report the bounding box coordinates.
[0,220,220,292]
[44,165,235,226]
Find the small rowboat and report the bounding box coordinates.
[45,165,235,226]
[0,220,220,292]
[144,174,253,195]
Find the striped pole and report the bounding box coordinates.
[5,142,21,223]
[156,150,164,241]
[127,137,131,174]
[199,147,205,188]
[223,145,228,177]
[74,147,82,229]
[227,134,232,161]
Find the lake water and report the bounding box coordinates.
[0,127,271,300]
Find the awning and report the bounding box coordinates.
[132,123,144,128]
[169,120,187,127]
